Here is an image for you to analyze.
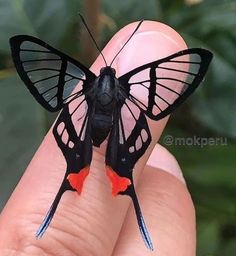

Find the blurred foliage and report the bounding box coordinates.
[0,0,235,255]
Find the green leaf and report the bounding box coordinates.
[102,0,160,27]
[23,0,68,43]
[0,0,35,52]
[0,0,82,54]
[161,0,236,139]
[197,220,220,256]
[221,239,236,256]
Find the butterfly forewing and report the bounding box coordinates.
[10,35,96,112]
[119,48,212,121]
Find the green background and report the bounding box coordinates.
[0,0,235,255]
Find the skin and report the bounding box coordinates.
[0,21,195,256]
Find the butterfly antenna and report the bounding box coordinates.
[109,19,144,67]
[79,14,108,66]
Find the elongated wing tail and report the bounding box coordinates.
[128,184,153,250]
[36,180,70,238]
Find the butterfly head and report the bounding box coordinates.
[100,67,116,77]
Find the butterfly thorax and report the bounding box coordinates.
[90,67,119,147]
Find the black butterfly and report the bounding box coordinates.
[9,18,212,250]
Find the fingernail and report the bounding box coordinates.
[116,21,186,75]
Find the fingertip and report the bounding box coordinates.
[90,20,187,75]
[114,20,187,74]
[147,144,186,184]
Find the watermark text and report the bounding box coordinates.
[162,135,228,147]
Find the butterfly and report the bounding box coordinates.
[9,17,213,250]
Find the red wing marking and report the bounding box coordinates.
[106,166,131,196]
[67,166,90,194]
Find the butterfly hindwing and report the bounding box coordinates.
[9,35,96,112]
[10,35,96,237]
[36,97,93,238]
[118,48,213,120]
[105,98,153,250]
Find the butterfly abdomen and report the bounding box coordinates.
[91,111,113,147]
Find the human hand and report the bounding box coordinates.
[0,21,195,256]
